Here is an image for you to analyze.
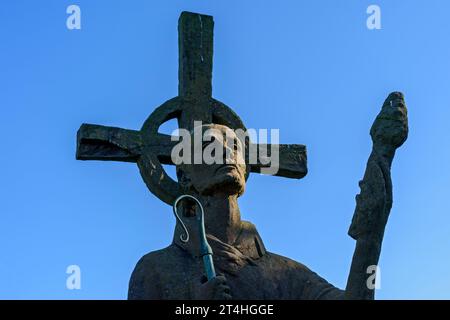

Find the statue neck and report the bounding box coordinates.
[201,194,242,245]
[172,193,242,250]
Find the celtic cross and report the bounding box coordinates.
[76,11,307,205]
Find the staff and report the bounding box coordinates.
[173,195,216,281]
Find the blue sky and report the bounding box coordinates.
[1,0,449,299]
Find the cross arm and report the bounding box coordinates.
[76,124,143,162]
[77,123,180,166]
[249,144,307,179]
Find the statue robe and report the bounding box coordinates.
[128,221,344,299]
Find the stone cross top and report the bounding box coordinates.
[76,11,307,205]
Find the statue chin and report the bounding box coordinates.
[196,172,245,197]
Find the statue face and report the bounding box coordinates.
[370,92,408,149]
[178,124,247,196]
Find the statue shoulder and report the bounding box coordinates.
[128,244,183,299]
[261,252,344,299]
[263,251,313,273]
[132,244,184,273]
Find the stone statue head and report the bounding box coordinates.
[370,91,408,149]
[176,124,247,197]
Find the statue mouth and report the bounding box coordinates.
[215,164,238,174]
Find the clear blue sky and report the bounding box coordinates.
[1,0,449,299]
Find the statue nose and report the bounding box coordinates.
[223,145,235,163]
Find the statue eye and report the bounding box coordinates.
[202,136,216,149]
[234,139,243,152]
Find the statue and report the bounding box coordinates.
[76,12,408,300]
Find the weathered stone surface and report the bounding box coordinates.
[76,11,307,206]
[76,12,408,300]
[129,221,344,300]
[345,92,408,300]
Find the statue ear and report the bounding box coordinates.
[176,166,192,190]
